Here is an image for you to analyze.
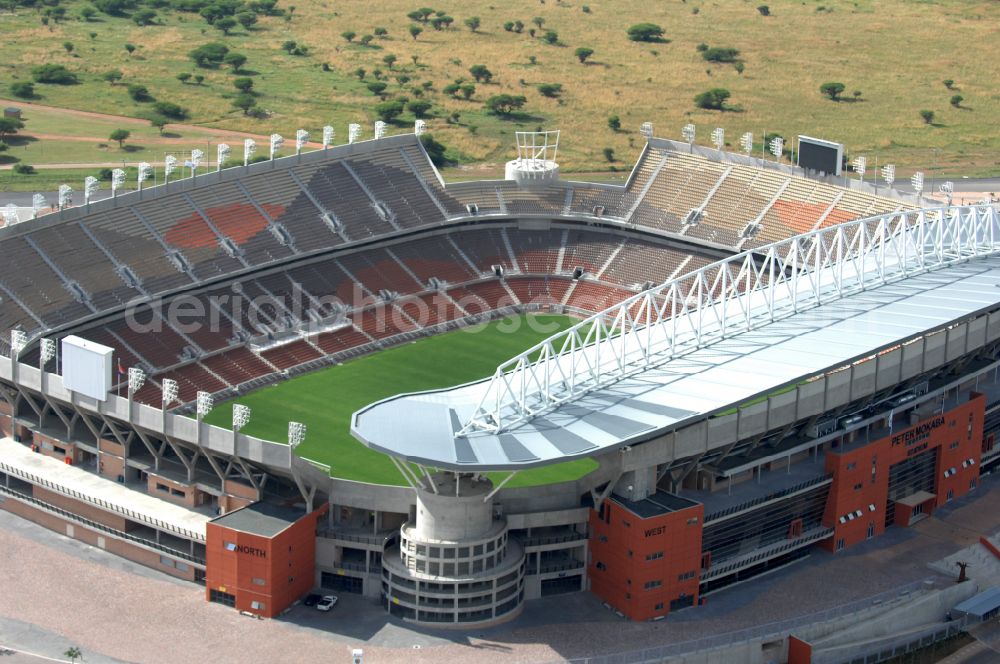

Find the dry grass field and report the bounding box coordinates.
[0,0,998,176]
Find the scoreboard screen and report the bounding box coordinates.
[797,136,844,176]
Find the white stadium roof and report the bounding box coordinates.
[351,205,1000,471]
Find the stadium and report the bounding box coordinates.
[0,121,998,650]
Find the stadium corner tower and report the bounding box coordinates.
[1,125,1000,627]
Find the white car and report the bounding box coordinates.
[316,595,339,612]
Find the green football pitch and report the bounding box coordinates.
[203,314,599,488]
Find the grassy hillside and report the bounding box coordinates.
[202,314,598,488]
[1,0,998,176]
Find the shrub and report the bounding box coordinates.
[702,47,739,63]
[10,82,34,98]
[281,40,297,53]
[627,23,664,42]
[408,100,432,118]
[176,72,192,83]
[233,77,253,92]
[464,16,480,32]
[366,81,387,96]
[603,147,614,162]
[31,64,78,85]
[124,43,136,56]
[537,83,562,98]
[63,41,74,53]
[13,163,36,175]
[214,17,237,34]
[469,64,493,83]
[153,101,187,119]
[133,8,156,25]
[79,5,96,20]
[374,26,388,37]
[819,81,845,100]
[233,93,257,114]
[485,93,526,115]
[693,88,731,110]
[503,20,514,32]
[920,109,935,124]
[757,5,770,16]
[374,100,405,122]
[341,30,356,42]
[943,79,954,89]
[696,42,708,52]
[950,94,963,108]
[734,62,745,75]
[574,47,594,63]
[542,30,558,44]
[189,42,228,67]
[103,70,123,85]
[127,84,152,101]
[194,74,205,85]
[0,118,24,141]
[607,114,621,131]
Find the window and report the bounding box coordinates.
[643,580,662,590]
[209,589,235,607]
[847,462,857,470]
[950,441,960,450]
[627,549,633,558]
[867,523,875,539]
[622,520,631,528]
[836,538,845,552]
[677,571,696,581]
[645,551,664,561]
[171,488,185,497]
[947,489,954,501]
[654,602,664,611]
[159,555,176,569]
[250,600,265,611]
[971,478,978,490]
[687,517,699,525]
[251,577,266,586]
[595,561,606,571]
[853,483,863,491]
[156,483,169,493]
[224,541,237,552]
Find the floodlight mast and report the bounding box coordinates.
[137,162,152,192]
[681,123,696,151]
[164,155,178,184]
[10,330,27,357]
[232,403,251,431]
[288,421,306,449]
[189,149,204,178]
[374,121,387,140]
[769,136,784,163]
[161,378,179,406]
[127,366,145,396]
[414,119,426,136]
[58,185,72,210]
[31,193,45,219]
[83,176,99,207]
[196,390,214,420]
[711,127,725,152]
[322,125,334,149]
[853,155,867,185]
[639,122,653,140]
[911,171,924,203]
[2,204,17,227]
[111,168,126,197]
[295,129,309,155]
[940,181,954,206]
[881,164,895,191]
[348,123,361,144]
[269,133,283,160]
[243,138,256,167]
[217,143,230,172]
[39,337,56,368]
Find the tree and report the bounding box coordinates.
[627,23,664,42]
[233,93,257,115]
[430,15,453,30]
[176,72,192,84]
[64,647,82,664]
[607,114,621,131]
[920,109,935,124]
[442,82,460,97]
[469,64,493,83]
[233,77,253,92]
[109,128,130,148]
[13,163,37,175]
[235,11,257,29]
[153,101,187,119]
[408,24,423,40]
[366,81,387,96]
[354,67,366,80]
[63,41,74,53]
[408,100,432,117]
[383,54,397,69]
[194,74,205,85]
[93,0,128,15]
[532,16,544,28]
[464,16,480,32]
[537,83,562,98]
[374,26,388,37]
[124,43,136,57]
[223,52,247,72]
[127,83,152,101]
[10,82,34,99]
[103,69,123,85]
[31,64,78,84]
[542,30,558,45]
[734,61,745,75]
[943,79,955,90]
[374,100,405,122]
[79,5,96,20]
[513,20,524,33]
[950,94,963,108]
[702,47,739,63]
[485,93,526,115]
[693,88,731,110]
[757,5,770,15]
[459,83,475,99]
[359,34,374,46]
[819,81,846,101]
[503,20,514,32]
[148,114,168,134]
[133,8,156,25]
[281,40,297,53]
[0,117,24,142]
[574,47,594,63]
[420,133,447,167]
[603,147,615,162]
[189,42,229,67]
[341,30,356,42]
[214,16,237,34]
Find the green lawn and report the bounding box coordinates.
[203,314,598,487]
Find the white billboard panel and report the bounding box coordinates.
[62,335,114,401]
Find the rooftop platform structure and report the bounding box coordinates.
[352,204,1000,471]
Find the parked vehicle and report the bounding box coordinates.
[316,595,339,612]
[303,593,322,607]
